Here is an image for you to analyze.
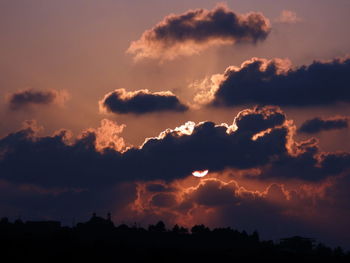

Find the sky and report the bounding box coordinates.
[1,0,350,248]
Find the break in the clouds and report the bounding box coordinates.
[7,88,69,110]
[196,56,350,107]
[99,88,188,114]
[298,116,349,134]
[127,5,270,61]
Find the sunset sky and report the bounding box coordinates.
[1,0,350,248]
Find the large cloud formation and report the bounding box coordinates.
[1,106,349,190]
[99,89,188,114]
[7,88,69,110]
[1,106,350,247]
[127,5,270,61]
[198,56,350,107]
[135,178,316,235]
[298,116,349,134]
[133,174,350,248]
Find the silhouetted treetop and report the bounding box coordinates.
[0,216,348,262]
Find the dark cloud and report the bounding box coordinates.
[298,117,348,134]
[0,179,137,224]
[127,5,270,60]
[261,150,350,181]
[128,106,290,181]
[208,56,350,107]
[0,106,287,188]
[0,106,349,194]
[7,88,68,110]
[99,89,188,114]
[1,106,350,247]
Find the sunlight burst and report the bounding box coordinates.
[192,169,209,177]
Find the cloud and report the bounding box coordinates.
[99,89,188,114]
[298,116,349,134]
[0,178,137,224]
[1,106,349,193]
[275,10,302,24]
[131,176,343,245]
[146,183,174,193]
[196,56,350,107]
[0,118,129,188]
[1,106,350,247]
[82,119,128,152]
[187,179,241,206]
[151,193,178,208]
[7,88,69,110]
[127,5,270,61]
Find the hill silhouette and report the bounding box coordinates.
[0,214,348,262]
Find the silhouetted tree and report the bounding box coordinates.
[191,224,210,235]
[334,246,345,257]
[0,216,348,262]
[251,230,260,242]
[172,224,188,235]
[148,221,166,232]
[315,243,333,257]
[0,217,9,224]
[279,236,314,253]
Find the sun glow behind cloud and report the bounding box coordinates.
[192,170,209,177]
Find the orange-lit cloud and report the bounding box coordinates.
[128,173,337,233]
[190,73,225,107]
[275,10,302,24]
[127,5,270,61]
[80,119,128,153]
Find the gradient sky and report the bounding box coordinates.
[1,0,350,249]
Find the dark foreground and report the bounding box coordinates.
[0,215,349,262]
